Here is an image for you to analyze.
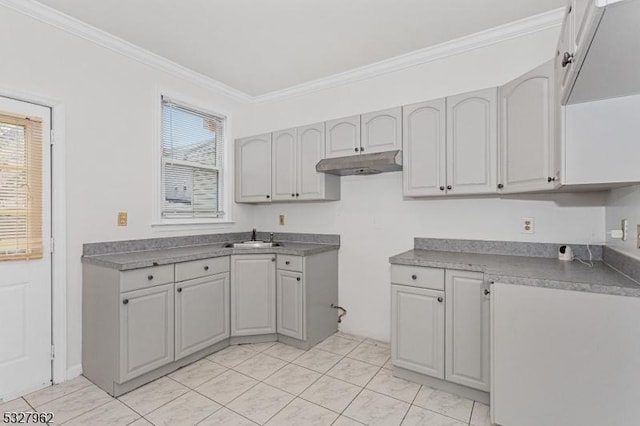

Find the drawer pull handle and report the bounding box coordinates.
[437,297,443,303]
[296,277,301,281]
[285,261,290,265]
[411,274,417,280]
[204,265,209,271]
[147,275,154,281]
[177,288,182,293]
[123,299,129,305]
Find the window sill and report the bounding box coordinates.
[151,220,235,232]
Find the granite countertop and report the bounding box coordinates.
[389,249,640,297]
[83,242,339,271]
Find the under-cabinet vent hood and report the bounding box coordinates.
[316,150,402,176]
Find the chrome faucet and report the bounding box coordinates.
[251,228,257,241]
[269,232,274,243]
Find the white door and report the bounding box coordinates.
[361,107,402,154]
[325,115,360,158]
[402,99,446,197]
[0,97,52,401]
[296,122,325,200]
[446,88,498,195]
[271,128,297,201]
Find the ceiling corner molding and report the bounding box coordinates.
[0,0,253,103]
[253,7,565,104]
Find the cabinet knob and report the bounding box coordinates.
[437,296,443,303]
[360,147,364,152]
[447,185,452,190]
[296,277,301,281]
[439,186,445,191]
[484,289,490,296]
[291,193,295,197]
[354,147,359,152]
[285,261,290,265]
[272,258,276,262]
[411,274,417,280]
[547,176,556,183]
[147,275,153,281]
[177,287,182,293]
[497,183,504,189]
[204,265,209,271]
[295,193,299,197]
[562,51,574,68]
[123,299,129,305]
[266,195,271,199]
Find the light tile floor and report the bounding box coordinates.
[1,332,493,425]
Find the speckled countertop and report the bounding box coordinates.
[389,249,640,297]
[82,242,339,271]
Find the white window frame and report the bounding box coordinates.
[152,88,233,228]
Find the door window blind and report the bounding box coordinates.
[161,97,225,219]
[0,111,43,260]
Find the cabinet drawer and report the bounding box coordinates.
[175,256,230,282]
[120,265,174,293]
[391,265,444,290]
[277,255,303,272]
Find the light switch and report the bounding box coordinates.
[117,212,128,226]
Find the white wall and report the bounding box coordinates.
[0,6,255,374]
[241,28,607,341]
[606,185,640,260]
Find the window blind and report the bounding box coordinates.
[161,97,225,219]
[0,111,43,260]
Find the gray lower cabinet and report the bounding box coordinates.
[175,272,230,360]
[276,269,304,340]
[230,254,276,336]
[119,283,174,383]
[390,265,490,397]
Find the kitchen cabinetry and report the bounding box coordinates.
[403,89,497,197]
[491,282,640,426]
[390,265,489,400]
[276,269,304,340]
[361,107,402,154]
[325,115,360,158]
[235,133,272,203]
[252,124,340,203]
[499,60,559,193]
[230,254,276,336]
[444,270,489,392]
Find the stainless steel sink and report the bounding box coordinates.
[224,241,281,248]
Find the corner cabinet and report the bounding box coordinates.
[230,255,276,336]
[235,134,272,203]
[499,60,559,193]
[244,124,340,203]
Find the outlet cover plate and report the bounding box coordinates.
[522,217,535,234]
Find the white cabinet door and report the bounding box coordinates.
[445,270,490,392]
[272,128,297,201]
[175,273,229,360]
[297,122,326,200]
[500,60,557,193]
[235,134,272,203]
[276,269,304,340]
[119,284,174,382]
[402,99,446,196]
[391,284,445,379]
[556,5,575,99]
[446,88,498,195]
[361,107,402,154]
[230,255,276,336]
[325,115,360,158]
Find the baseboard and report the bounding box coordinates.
[65,364,83,381]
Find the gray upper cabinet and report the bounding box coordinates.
[297,123,340,201]
[391,284,445,379]
[446,88,498,195]
[230,254,276,336]
[119,283,174,383]
[361,107,402,154]
[272,128,297,201]
[276,269,304,340]
[402,99,447,197]
[235,133,272,203]
[444,270,490,392]
[325,115,360,158]
[500,60,558,193]
[175,272,230,360]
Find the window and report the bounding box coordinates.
[0,111,43,260]
[160,96,226,221]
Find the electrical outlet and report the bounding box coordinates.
[117,212,127,226]
[279,214,285,226]
[521,217,535,234]
[622,219,628,241]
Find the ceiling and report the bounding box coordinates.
[35,0,566,96]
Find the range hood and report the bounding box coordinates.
[316,150,402,176]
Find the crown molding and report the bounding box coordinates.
[0,0,253,103]
[253,7,565,103]
[1,0,563,105]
